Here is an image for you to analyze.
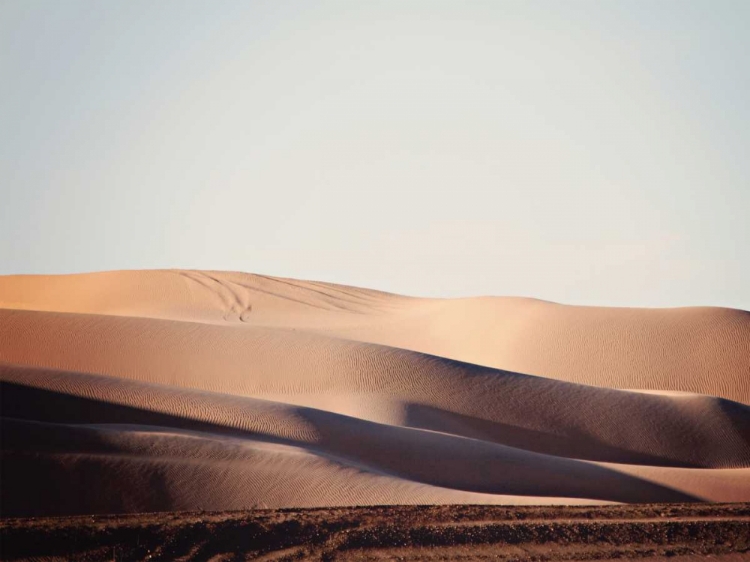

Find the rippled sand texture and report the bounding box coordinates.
[1,270,748,516]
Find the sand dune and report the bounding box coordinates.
[2,270,747,401]
[0,270,749,516]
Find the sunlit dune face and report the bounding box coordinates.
[1,270,748,516]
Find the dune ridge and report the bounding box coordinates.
[1,270,749,516]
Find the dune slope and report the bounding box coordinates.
[0,270,748,516]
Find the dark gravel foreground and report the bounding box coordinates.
[2,503,749,561]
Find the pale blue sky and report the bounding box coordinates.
[2,1,748,308]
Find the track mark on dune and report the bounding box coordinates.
[177,271,252,322]
[253,274,371,313]
[197,272,253,322]
[192,273,335,313]
[306,280,390,304]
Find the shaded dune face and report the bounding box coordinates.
[0,270,749,516]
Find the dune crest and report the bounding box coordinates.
[1,270,748,515]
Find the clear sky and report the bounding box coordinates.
[2,1,748,308]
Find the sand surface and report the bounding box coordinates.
[0,270,749,516]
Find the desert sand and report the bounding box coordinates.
[0,270,749,516]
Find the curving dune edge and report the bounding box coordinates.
[0,270,748,516]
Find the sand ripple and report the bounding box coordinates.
[0,270,748,515]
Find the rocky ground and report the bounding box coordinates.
[2,503,749,561]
